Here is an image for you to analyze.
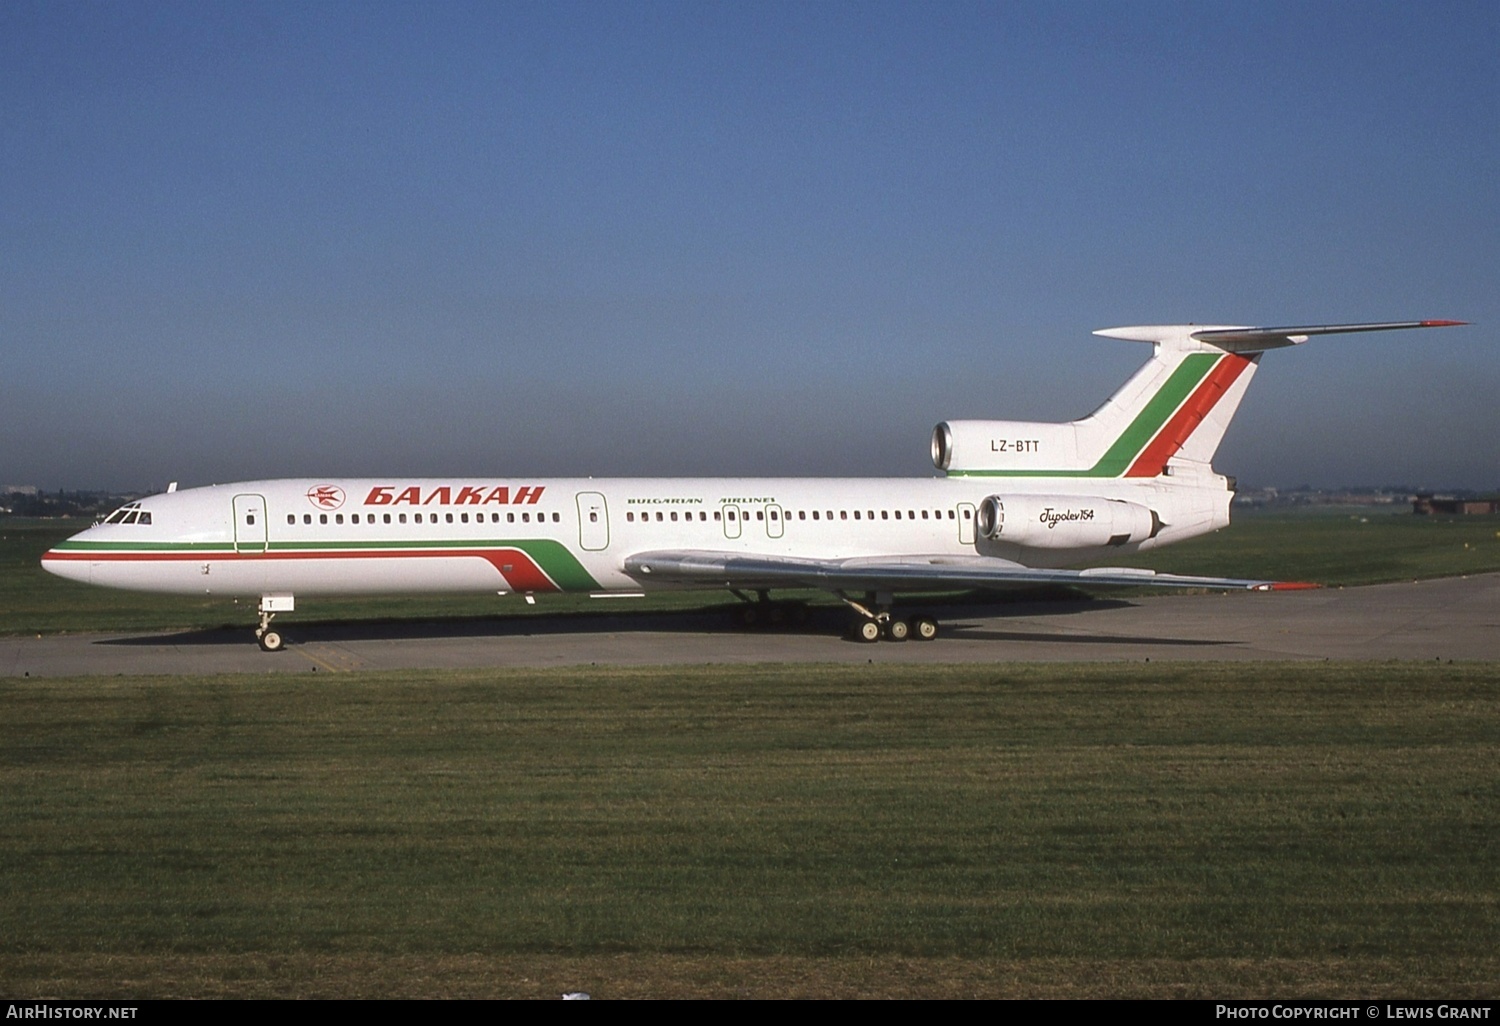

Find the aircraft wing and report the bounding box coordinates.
[622,550,1315,593]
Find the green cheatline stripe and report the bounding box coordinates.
[49,538,600,591]
[505,539,599,591]
[946,352,1219,478]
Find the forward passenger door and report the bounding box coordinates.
[232,494,268,554]
[576,492,609,551]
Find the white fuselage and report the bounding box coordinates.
[42,475,1231,599]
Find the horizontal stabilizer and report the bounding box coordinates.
[1191,320,1466,352]
[1096,320,1465,353]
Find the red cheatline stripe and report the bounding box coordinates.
[42,547,560,592]
[1124,354,1253,477]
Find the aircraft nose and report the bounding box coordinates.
[41,547,92,585]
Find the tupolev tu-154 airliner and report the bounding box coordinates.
[43,319,1463,650]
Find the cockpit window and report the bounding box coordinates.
[103,502,150,526]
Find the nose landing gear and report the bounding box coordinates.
[257,626,284,652]
[255,593,295,652]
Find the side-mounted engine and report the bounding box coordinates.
[975,494,1161,550]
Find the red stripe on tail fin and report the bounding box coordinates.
[1125,354,1253,477]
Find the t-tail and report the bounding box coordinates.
[932,320,1465,479]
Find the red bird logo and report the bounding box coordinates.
[307,485,345,510]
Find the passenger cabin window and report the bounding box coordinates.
[287,514,295,525]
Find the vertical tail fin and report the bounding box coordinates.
[934,320,1464,478]
[1083,325,1260,477]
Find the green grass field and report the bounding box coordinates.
[5,508,1500,636]
[1109,507,1500,586]
[2,662,1497,998]
[5,512,1498,996]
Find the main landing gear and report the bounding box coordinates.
[838,591,939,643]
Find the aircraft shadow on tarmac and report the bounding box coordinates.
[95,596,1227,649]
[946,627,1227,646]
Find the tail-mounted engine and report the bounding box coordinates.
[976,494,1161,550]
[932,420,1079,473]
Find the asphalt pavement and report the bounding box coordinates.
[4,574,1498,678]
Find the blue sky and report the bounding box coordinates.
[4,1,1496,491]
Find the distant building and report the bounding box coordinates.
[1412,494,1500,515]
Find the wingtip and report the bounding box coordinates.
[1257,581,1323,592]
[1420,319,1467,327]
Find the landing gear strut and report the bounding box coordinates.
[837,591,939,643]
[256,611,283,652]
[255,593,294,652]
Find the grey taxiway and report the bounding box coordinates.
[4,574,1498,678]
